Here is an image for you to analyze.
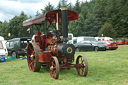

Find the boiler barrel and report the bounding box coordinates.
[57,44,75,58]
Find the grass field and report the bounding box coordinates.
[0,45,128,85]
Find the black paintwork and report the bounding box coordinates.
[74,41,106,51]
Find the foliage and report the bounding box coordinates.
[73,0,81,14]
[69,14,85,36]
[69,0,128,37]
[0,21,9,39]
[0,0,128,39]
[0,12,29,39]
[98,23,117,38]
[8,12,29,39]
[41,2,54,15]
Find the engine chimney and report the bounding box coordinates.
[60,0,68,43]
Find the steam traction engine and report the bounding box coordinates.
[23,0,88,79]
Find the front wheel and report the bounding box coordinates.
[76,55,88,77]
[49,57,60,79]
[12,51,18,58]
[94,47,99,51]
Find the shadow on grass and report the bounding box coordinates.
[39,67,49,73]
[38,66,80,80]
[39,66,78,74]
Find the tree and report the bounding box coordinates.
[68,2,73,10]
[81,4,88,18]
[98,23,117,38]
[68,14,85,36]
[56,2,61,10]
[35,10,41,16]
[1,0,128,39]
[93,0,108,30]
[7,11,29,39]
[0,21,2,24]
[73,0,81,13]
[41,2,54,15]
[0,21,9,39]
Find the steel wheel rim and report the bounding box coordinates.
[49,57,59,79]
[27,43,35,72]
[27,42,41,72]
[76,55,88,76]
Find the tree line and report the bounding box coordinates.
[0,0,128,40]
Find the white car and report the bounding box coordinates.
[0,36,8,59]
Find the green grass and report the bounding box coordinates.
[0,45,128,85]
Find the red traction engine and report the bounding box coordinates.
[23,2,88,79]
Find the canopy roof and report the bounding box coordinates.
[23,10,78,26]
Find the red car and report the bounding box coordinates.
[103,40,118,50]
[116,40,125,45]
[125,41,128,45]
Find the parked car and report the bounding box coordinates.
[74,41,106,52]
[125,40,128,45]
[0,36,8,59]
[96,41,109,50]
[102,40,118,50]
[76,36,96,44]
[6,37,31,58]
[116,40,125,45]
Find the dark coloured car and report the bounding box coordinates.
[96,41,109,50]
[74,41,106,52]
[6,37,31,58]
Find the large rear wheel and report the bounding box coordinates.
[76,55,88,77]
[27,42,41,72]
[49,57,60,79]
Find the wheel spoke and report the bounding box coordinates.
[29,46,33,52]
[49,57,59,79]
[81,57,82,61]
[52,62,55,67]
[80,67,85,74]
[82,64,85,68]
[52,70,56,77]
[52,61,56,67]
[27,42,41,72]
[29,61,34,69]
[76,55,88,77]
[81,60,84,64]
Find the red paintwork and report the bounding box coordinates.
[38,51,52,62]
[47,44,60,56]
[104,40,118,50]
[34,32,45,49]
[24,9,88,79]
[34,32,74,65]
[116,40,125,45]
[125,41,128,45]
[28,9,78,64]
[33,31,77,72]
[23,10,78,26]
